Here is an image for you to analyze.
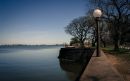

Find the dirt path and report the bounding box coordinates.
[106,53,130,81]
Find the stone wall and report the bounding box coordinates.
[58,48,95,62]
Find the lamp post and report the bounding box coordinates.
[93,9,102,57]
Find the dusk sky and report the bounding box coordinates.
[0,0,89,45]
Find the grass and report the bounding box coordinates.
[102,46,130,81]
[102,46,130,55]
[107,53,130,81]
[102,46,130,61]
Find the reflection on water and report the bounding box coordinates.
[59,60,84,81]
[0,46,71,81]
[0,46,86,81]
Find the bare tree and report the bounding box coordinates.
[70,37,80,46]
[89,0,130,51]
[86,10,110,47]
[99,20,110,47]
[65,16,94,47]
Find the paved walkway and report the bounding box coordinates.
[80,50,125,81]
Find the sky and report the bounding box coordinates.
[0,0,89,45]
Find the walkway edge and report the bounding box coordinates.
[80,50,125,81]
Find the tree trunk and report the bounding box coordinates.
[92,42,95,47]
[92,38,96,47]
[80,41,84,48]
[100,38,106,47]
[114,42,119,51]
[113,23,120,51]
[102,41,106,47]
[114,39,119,51]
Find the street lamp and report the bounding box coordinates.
[93,9,102,57]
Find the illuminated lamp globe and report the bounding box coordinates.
[93,9,102,18]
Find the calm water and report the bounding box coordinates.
[0,46,83,81]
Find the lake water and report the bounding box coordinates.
[0,46,83,81]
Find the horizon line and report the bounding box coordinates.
[0,44,64,46]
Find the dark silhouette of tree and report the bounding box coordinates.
[65,16,93,48]
[70,37,80,46]
[86,10,110,47]
[89,0,130,51]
